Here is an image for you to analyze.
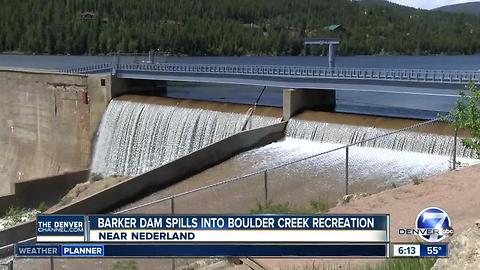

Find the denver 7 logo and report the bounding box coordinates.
[416,207,452,242]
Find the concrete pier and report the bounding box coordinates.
[0,70,101,195]
[109,77,167,100]
[282,88,336,120]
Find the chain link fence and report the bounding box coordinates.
[116,117,472,215]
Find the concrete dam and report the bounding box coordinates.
[0,67,473,200]
[1,69,478,270]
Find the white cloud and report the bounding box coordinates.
[388,0,479,10]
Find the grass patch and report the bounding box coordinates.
[250,200,292,214]
[410,175,423,185]
[309,198,330,213]
[37,202,48,212]
[296,258,436,270]
[89,172,103,182]
[112,260,138,270]
[250,198,333,214]
[368,258,436,270]
[0,206,39,228]
[3,206,30,219]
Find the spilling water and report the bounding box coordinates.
[240,138,478,182]
[119,136,479,214]
[286,119,475,158]
[113,110,479,213]
[91,99,280,177]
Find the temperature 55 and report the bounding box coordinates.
[427,246,441,255]
[420,244,448,257]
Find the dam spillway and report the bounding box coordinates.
[287,118,474,158]
[119,134,476,214]
[116,105,479,214]
[91,97,280,177]
[92,95,475,180]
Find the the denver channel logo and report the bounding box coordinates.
[398,207,454,242]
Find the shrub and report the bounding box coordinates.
[250,200,292,214]
[449,82,480,157]
[112,260,138,270]
[90,172,103,182]
[1,206,39,228]
[309,198,329,213]
[37,202,48,212]
[410,175,423,185]
[296,258,436,270]
[368,258,437,270]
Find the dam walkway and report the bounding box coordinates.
[58,62,480,93]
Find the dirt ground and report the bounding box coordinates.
[11,164,480,270]
[255,164,480,270]
[46,176,130,213]
[329,163,480,242]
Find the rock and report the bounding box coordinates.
[432,221,480,270]
[338,193,370,205]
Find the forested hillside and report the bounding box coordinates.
[1,0,480,56]
[434,2,480,16]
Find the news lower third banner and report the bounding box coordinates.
[19,214,390,257]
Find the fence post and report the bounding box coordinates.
[50,257,54,270]
[7,260,13,270]
[171,196,175,270]
[264,170,268,204]
[345,146,349,195]
[453,127,458,170]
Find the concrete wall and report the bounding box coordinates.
[0,170,89,215]
[0,121,286,248]
[283,88,336,120]
[0,70,110,196]
[109,76,167,100]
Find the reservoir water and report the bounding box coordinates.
[1,54,480,70]
[1,54,477,119]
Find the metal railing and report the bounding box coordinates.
[0,236,36,258]
[58,62,480,84]
[58,63,112,74]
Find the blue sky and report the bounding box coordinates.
[388,0,478,9]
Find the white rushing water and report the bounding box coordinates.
[92,98,476,184]
[237,137,478,187]
[287,119,475,158]
[91,99,280,177]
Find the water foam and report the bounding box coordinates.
[287,119,475,158]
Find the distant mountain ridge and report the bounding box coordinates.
[355,0,416,10]
[434,2,480,15]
